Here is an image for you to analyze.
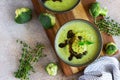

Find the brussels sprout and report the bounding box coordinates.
[15,7,32,24]
[45,62,58,76]
[39,13,56,29]
[105,42,118,55]
[89,2,108,18]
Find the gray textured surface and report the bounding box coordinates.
[0,0,119,80]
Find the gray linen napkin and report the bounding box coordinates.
[78,56,120,80]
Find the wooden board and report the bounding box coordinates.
[31,0,119,76]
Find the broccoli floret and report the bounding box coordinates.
[39,13,56,29]
[105,42,118,55]
[15,7,32,24]
[89,2,108,18]
[45,62,58,76]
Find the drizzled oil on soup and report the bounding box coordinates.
[55,20,102,66]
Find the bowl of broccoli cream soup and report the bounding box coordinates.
[55,19,102,66]
[40,0,80,13]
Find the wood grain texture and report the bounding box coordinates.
[31,0,119,76]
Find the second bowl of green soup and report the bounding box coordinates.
[55,19,102,67]
[40,0,80,13]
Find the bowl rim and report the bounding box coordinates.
[54,19,103,67]
[39,0,80,13]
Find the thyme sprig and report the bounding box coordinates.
[95,17,120,36]
[14,40,45,80]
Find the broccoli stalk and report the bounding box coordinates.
[45,62,58,76]
[105,42,118,55]
[15,7,32,24]
[89,2,108,18]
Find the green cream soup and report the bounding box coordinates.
[55,20,102,66]
[44,0,78,11]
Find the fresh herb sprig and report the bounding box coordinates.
[95,17,120,36]
[14,40,45,80]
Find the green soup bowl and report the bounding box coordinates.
[54,19,102,67]
[40,0,80,13]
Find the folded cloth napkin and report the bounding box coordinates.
[78,56,120,80]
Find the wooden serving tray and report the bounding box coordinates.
[31,0,119,76]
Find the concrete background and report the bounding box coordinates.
[0,0,120,80]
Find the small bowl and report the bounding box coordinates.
[40,0,80,13]
[54,19,102,67]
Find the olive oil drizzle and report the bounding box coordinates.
[59,40,69,48]
[59,30,87,61]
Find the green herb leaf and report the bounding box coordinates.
[79,41,94,46]
[79,41,85,45]
[85,41,94,45]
